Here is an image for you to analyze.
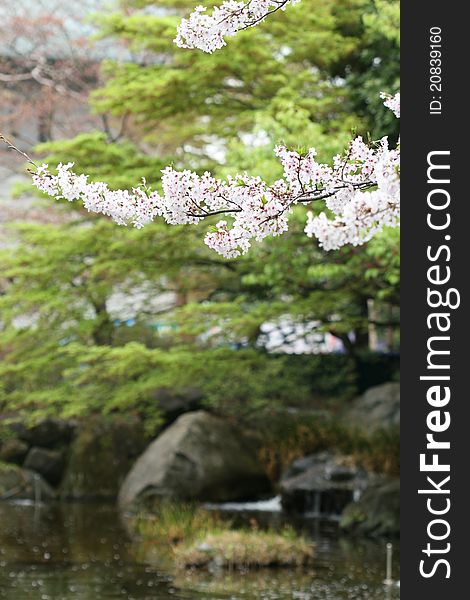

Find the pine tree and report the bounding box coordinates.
[0,0,399,423]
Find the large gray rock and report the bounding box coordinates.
[0,464,55,501]
[340,478,400,537]
[118,411,271,510]
[60,417,147,500]
[280,451,380,516]
[344,382,400,432]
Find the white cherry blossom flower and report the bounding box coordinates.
[30,93,400,258]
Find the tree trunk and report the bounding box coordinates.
[92,301,114,346]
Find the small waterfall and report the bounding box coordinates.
[204,496,282,512]
[304,490,322,517]
[33,473,43,526]
[353,488,362,502]
[313,490,321,516]
[33,473,42,505]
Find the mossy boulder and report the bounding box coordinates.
[60,417,147,500]
[340,478,400,537]
[119,411,272,510]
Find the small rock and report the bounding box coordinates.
[0,439,29,465]
[280,451,378,516]
[326,463,357,482]
[24,447,65,486]
[197,543,212,552]
[0,464,55,501]
[149,387,202,419]
[15,419,75,448]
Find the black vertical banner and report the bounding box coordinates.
[401,2,468,598]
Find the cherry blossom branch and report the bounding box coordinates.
[0,133,38,168]
[174,0,301,53]
[1,93,399,259]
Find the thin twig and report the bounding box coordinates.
[0,133,38,168]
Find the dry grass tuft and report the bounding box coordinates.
[173,528,314,569]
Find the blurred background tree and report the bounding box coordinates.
[0,0,399,429]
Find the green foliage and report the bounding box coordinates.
[0,0,400,430]
[0,343,309,426]
[166,220,399,355]
[91,0,367,163]
[348,0,400,139]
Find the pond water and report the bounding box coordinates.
[0,501,400,599]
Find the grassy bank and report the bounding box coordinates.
[174,529,313,569]
[134,502,314,570]
[255,412,400,482]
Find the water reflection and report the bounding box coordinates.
[0,502,399,599]
[0,502,188,599]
